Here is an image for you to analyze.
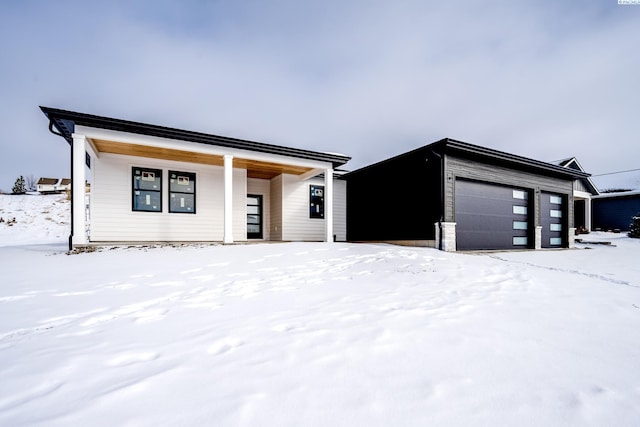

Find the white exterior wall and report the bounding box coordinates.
[270,175,283,240]
[247,178,271,241]
[90,153,246,242]
[275,175,346,242]
[333,180,347,242]
[281,174,324,241]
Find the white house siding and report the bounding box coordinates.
[247,178,271,241]
[333,180,347,242]
[281,174,324,241]
[269,175,283,241]
[90,153,245,242]
[232,169,248,242]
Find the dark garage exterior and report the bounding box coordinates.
[345,138,590,251]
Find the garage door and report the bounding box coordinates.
[455,179,531,250]
[541,192,566,248]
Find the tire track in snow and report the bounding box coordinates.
[488,255,639,288]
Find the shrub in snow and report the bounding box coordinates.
[629,213,640,238]
[12,176,26,194]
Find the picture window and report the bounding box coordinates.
[169,171,196,214]
[132,167,162,212]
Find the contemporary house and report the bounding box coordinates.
[41,107,350,249]
[592,191,640,231]
[554,157,599,232]
[345,138,592,251]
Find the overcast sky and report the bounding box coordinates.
[1,0,638,191]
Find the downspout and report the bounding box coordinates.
[47,119,73,250]
[430,149,445,250]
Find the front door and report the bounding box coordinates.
[247,195,263,239]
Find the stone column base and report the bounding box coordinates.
[568,227,576,249]
[436,222,457,252]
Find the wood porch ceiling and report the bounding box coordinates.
[91,139,314,180]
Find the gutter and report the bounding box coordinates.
[47,118,73,250]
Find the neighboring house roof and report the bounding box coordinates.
[37,178,59,185]
[591,169,640,193]
[40,106,351,168]
[593,189,640,199]
[59,179,71,185]
[346,138,591,180]
[552,157,599,195]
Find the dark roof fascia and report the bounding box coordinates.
[342,142,438,179]
[439,139,591,180]
[344,137,591,180]
[40,106,351,168]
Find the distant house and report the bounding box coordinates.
[592,191,640,231]
[345,139,591,251]
[37,178,59,193]
[554,157,599,232]
[37,177,72,194]
[57,178,71,192]
[41,107,351,249]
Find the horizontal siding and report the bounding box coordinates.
[247,178,271,241]
[270,175,283,240]
[445,155,575,227]
[333,180,347,241]
[282,175,325,241]
[91,153,246,242]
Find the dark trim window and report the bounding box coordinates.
[169,170,196,214]
[310,185,324,219]
[132,167,162,212]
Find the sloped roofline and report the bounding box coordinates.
[345,138,591,179]
[40,106,351,168]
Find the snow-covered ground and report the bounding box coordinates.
[1,195,639,426]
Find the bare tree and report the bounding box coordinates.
[24,174,37,192]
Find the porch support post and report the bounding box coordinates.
[324,168,334,242]
[585,197,592,231]
[223,154,234,244]
[71,133,88,246]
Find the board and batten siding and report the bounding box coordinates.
[444,155,575,228]
[247,178,271,241]
[90,153,247,242]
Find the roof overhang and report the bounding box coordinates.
[437,138,592,180]
[40,106,351,175]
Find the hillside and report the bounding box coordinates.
[1,196,639,426]
[0,194,69,247]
